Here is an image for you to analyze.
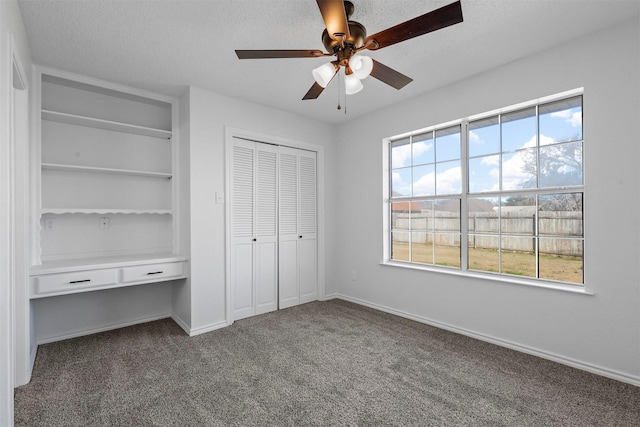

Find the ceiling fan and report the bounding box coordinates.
[235,0,463,100]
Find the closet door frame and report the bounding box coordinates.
[224,127,326,326]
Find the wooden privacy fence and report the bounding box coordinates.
[392,211,583,256]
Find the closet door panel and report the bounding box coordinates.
[299,238,318,304]
[254,145,278,315]
[278,239,299,309]
[299,149,318,304]
[255,241,277,314]
[232,243,254,320]
[231,141,255,240]
[278,147,300,308]
[279,147,298,236]
[230,139,255,320]
[299,150,317,239]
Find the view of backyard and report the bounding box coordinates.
[392,241,583,284]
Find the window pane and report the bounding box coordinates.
[469,155,499,193]
[391,233,410,262]
[390,203,410,230]
[391,138,411,168]
[539,141,582,187]
[413,164,435,196]
[501,148,536,190]
[539,96,582,144]
[468,196,499,273]
[539,238,583,284]
[500,194,536,236]
[500,238,536,278]
[435,160,461,195]
[502,107,536,152]
[468,236,499,272]
[412,132,434,165]
[435,234,460,267]
[435,126,461,162]
[469,116,500,157]
[468,197,498,234]
[538,193,583,237]
[390,197,411,263]
[411,232,433,264]
[391,167,412,197]
[412,205,431,233]
[434,199,460,233]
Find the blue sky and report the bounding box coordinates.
[392,99,583,197]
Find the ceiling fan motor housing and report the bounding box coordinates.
[322,20,367,54]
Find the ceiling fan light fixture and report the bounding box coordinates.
[312,62,339,88]
[350,55,373,79]
[345,72,364,95]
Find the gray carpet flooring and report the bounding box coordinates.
[14,299,640,426]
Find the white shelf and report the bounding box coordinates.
[42,162,172,179]
[41,208,172,215]
[42,109,172,139]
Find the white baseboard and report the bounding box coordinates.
[335,294,640,387]
[170,313,191,335]
[171,314,228,337]
[36,313,172,345]
[320,293,338,301]
[188,320,228,336]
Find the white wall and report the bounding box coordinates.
[335,18,640,384]
[0,0,33,423]
[179,87,338,333]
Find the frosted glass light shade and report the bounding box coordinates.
[312,62,338,88]
[350,55,373,80]
[345,73,363,95]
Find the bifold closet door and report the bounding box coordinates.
[230,138,278,321]
[279,146,318,309]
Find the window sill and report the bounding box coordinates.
[380,260,594,295]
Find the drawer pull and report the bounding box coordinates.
[69,279,91,284]
[146,271,164,275]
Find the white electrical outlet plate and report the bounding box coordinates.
[44,218,54,230]
[215,192,224,204]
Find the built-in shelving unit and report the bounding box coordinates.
[31,68,184,291]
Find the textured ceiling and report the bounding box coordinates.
[17,0,640,124]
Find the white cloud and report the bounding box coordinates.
[551,110,571,119]
[436,165,462,194]
[412,165,461,195]
[551,109,582,127]
[412,172,435,196]
[391,144,411,168]
[481,154,499,166]
[539,134,557,146]
[391,141,433,168]
[392,171,411,195]
[469,130,482,144]
[568,112,582,127]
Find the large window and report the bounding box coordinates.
[386,91,584,286]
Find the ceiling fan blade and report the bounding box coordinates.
[370,59,413,90]
[365,1,463,51]
[236,50,327,59]
[302,82,325,100]
[316,0,351,41]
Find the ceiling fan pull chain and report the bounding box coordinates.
[337,71,342,110]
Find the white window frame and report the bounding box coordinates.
[382,88,587,293]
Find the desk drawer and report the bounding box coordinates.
[121,261,184,283]
[36,269,118,295]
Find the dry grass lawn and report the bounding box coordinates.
[392,242,583,284]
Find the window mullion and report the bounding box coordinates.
[461,121,469,271]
